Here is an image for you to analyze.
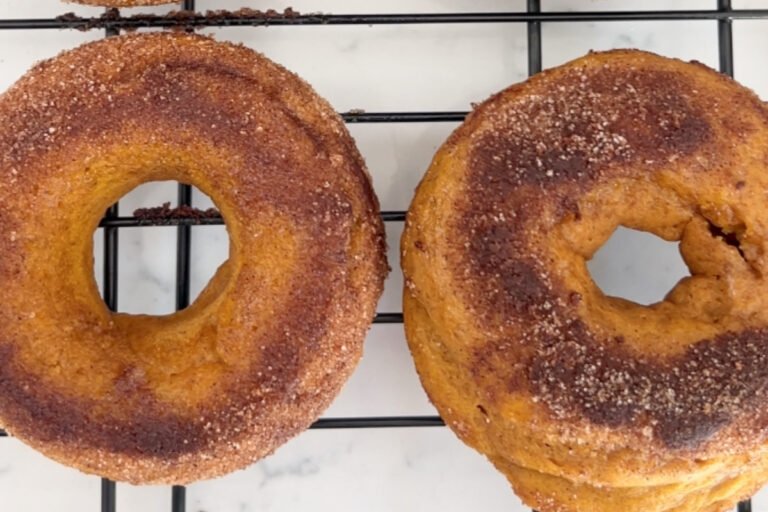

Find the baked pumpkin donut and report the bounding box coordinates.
[0,33,387,484]
[402,50,768,512]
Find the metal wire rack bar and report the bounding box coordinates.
[342,111,467,123]
[714,2,749,510]
[372,313,403,324]
[172,166,193,512]
[0,417,448,437]
[526,0,541,76]
[171,3,196,508]
[718,0,735,78]
[311,416,444,429]
[100,19,120,512]
[2,9,768,30]
[0,417,447,437]
[96,211,407,227]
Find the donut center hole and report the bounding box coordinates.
[587,227,689,306]
[92,181,229,315]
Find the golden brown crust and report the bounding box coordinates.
[0,33,387,484]
[402,50,768,511]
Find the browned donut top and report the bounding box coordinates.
[0,33,386,483]
[406,50,768,452]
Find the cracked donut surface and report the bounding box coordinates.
[0,33,387,484]
[402,49,768,511]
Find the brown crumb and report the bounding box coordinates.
[56,8,301,32]
[133,202,220,223]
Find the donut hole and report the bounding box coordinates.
[587,227,689,306]
[92,181,229,315]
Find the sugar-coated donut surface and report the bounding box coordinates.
[0,33,387,484]
[402,50,768,511]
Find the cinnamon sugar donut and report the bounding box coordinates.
[402,50,768,511]
[0,33,387,484]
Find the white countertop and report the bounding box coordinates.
[0,1,767,510]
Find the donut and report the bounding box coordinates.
[0,33,387,484]
[402,49,768,511]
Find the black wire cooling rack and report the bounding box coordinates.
[0,1,767,511]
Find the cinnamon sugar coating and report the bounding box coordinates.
[402,50,768,511]
[0,33,387,484]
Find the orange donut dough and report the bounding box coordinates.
[0,33,387,484]
[402,50,768,511]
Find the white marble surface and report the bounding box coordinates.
[0,1,767,511]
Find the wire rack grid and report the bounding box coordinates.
[0,1,767,511]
